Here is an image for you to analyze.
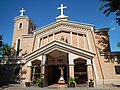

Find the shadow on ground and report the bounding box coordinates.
[0,82,19,90]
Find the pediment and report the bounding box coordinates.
[33,20,94,36]
[24,40,95,61]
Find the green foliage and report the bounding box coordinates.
[0,35,3,47]
[117,42,120,47]
[69,77,78,83]
[0,35,11,57]
[0,44,11,56]
[35,77,44,85]
[99,0,120,25]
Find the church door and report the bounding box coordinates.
[74,59,87,84]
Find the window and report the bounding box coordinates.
[39,38,42,47]
[115,66,120,74]
[18,22,23,29]
[16,39,21,56]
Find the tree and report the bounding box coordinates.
[99,0,120,25]
[0,35,3,56]
[117,42,120,47]
[0,44,11,56]
[0,35,3,47]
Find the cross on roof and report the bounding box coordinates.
[19,8,25,16]
[57,4,67,16]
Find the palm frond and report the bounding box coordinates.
[103,8,111,16]
[99,3,110,10]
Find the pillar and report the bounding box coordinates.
[37,37,40,49]
[70,32,72,45]
[83,34,86,50]
[40,38,43,47]
[47,36,49,44]
[41,65,45,78]
[86,59,94,81]
[69,65,74,78]
[86,33,91,51]
[32,65,36,82]
[41,54,46,78]
[26,61,32,82]
[68,53,74,78]
[53,33,55,41]
[77,33,79,48]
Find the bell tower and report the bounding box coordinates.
[12,8,37,56]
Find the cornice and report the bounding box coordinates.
[95,28,110,32]
[22,34,34,38]
[14,16,37,27]
[37,27,87,39]
[33,20,94,35]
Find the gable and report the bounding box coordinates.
[33,20,94,36]
[24,40,95,61]
[32,20,96,53]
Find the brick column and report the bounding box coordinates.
[86,59,94,81]
[26,61,32,82]
[41,54,46,78]
[68,53,74,78]
[69,64,74,78]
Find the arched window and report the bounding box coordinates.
[18,22,23,29]
[16,39,21,56]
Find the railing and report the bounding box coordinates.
[0,56,26,64]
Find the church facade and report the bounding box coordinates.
[0,4,120,86]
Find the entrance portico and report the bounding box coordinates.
[24,40,95,86]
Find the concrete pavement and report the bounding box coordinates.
[0,83,120,90]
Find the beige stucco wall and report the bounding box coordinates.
[78,34,84,49]
[12,16,120,85]
[12,18,29,46]
[72,33,77,46]
[100,55,120,79]
[21,36,34,55]
[33,28,92,52]
[55,31,70,43]
[12,16,36,56]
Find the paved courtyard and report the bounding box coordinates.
[0,83,120,90]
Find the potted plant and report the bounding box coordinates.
[25,82,30,87]
[69,77,77,87]
[36,77,44,87]
[88,79,94,87]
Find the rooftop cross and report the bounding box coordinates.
[19,8,25,16]
[57,4,67,16]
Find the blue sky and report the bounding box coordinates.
[0,0,120,51]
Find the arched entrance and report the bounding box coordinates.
[74,59,87,84]
[47,50,68,85]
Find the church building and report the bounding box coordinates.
[0,4,120,87]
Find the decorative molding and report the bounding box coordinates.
[22,34,33,38]
[34,21,92,36]
[14,16,37,27]
[25,40,95,62]
[36,27,87,40]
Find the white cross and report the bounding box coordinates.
[57,4,67,16]
[19,8,25,16]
